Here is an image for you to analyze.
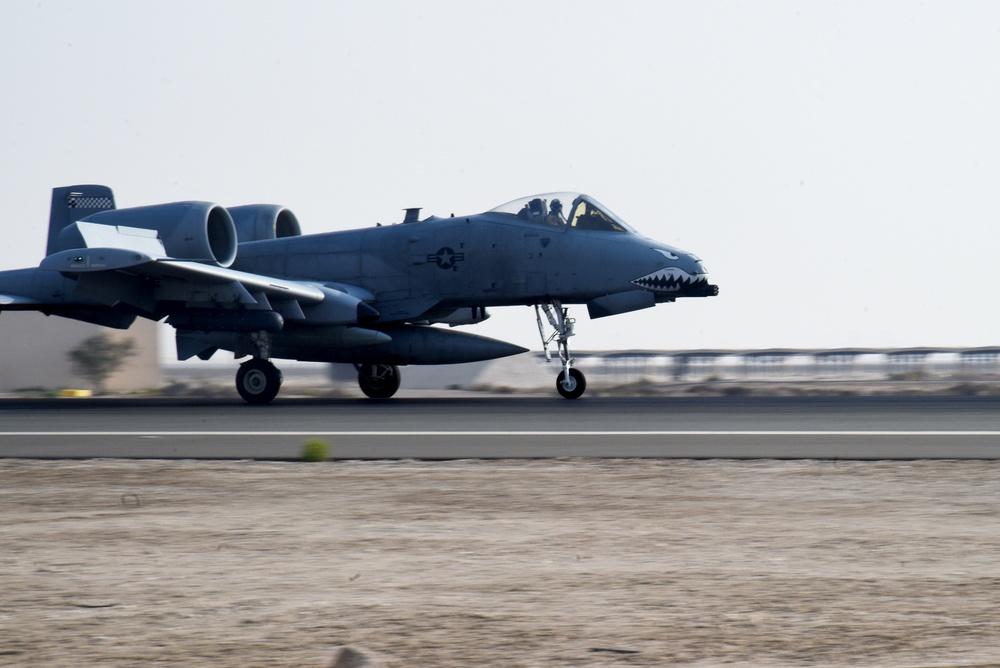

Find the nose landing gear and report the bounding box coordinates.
[556,367,587,400]
[536,300,587,399]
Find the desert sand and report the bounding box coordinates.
[3,457,1000,666]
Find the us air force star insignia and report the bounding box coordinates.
[428,247,465,270]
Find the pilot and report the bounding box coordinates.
[530,198,546,218]
[517,198,543,221]
[545,199,565,226]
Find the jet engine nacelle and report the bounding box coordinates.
[53,202,239,267]
[228,204,302,243]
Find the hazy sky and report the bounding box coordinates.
[3,1,1000,354]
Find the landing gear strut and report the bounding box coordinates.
[235,330,283,404]
[536,300,587,399]
[356,363,401,399]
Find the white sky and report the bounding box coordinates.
[3,1,1000,354]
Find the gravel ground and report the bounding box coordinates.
[3,458,1000,667]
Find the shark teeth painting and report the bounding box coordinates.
[631,267,714,294]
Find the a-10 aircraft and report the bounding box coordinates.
[0,185,718,402]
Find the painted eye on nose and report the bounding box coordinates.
[654,249,680,261]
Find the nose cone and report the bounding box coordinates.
[632,248,719,297]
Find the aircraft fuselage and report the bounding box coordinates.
[233,211,709,318]
[0,187,718,401]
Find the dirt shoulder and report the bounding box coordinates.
[3,459,1000,666]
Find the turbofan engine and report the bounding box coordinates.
[228,204,302,242]
[52,202,239,267]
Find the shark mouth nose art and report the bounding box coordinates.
[632,268,719,296]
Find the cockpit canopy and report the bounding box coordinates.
[489,192,635,233]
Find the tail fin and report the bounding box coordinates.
[46,185,115,256]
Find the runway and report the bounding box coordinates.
[3,394,1000,459]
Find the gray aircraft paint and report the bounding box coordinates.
[0,187,717,402]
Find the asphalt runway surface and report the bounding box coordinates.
[3,394,1000,459]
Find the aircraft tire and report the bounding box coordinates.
[358,363,401,399]
[556,368,586,400]
[236,359,283,404]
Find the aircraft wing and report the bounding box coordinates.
[39,246,379,328]
[42,247,323,300]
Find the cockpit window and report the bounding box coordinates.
[566,197,630,232]
[489,192,634,233]
[513,197,566,227]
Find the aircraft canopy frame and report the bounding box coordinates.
[489,192,635,233]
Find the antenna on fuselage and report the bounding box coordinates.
[402,208,421,223]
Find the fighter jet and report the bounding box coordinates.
[0,186,718,402]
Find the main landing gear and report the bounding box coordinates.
[236,358,283,404]
[232,331,404,403]
[356,363,401,399]
[235,331,283,404]
[536,300,587,399]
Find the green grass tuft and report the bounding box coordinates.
[300,439,331,462]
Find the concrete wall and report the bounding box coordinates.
[0,312,161,392]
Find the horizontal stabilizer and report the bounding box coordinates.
[70,221,166,256]
[40,248,158,273]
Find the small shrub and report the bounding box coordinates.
[67,333,136,394]
[300,439,331,462]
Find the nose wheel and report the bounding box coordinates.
[556,367,587,399]
[536,300,587,400]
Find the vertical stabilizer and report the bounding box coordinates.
[47,185,115,256]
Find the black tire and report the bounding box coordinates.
[236,359,282,404]
[358,363,401,399]
[556,367,586,399]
